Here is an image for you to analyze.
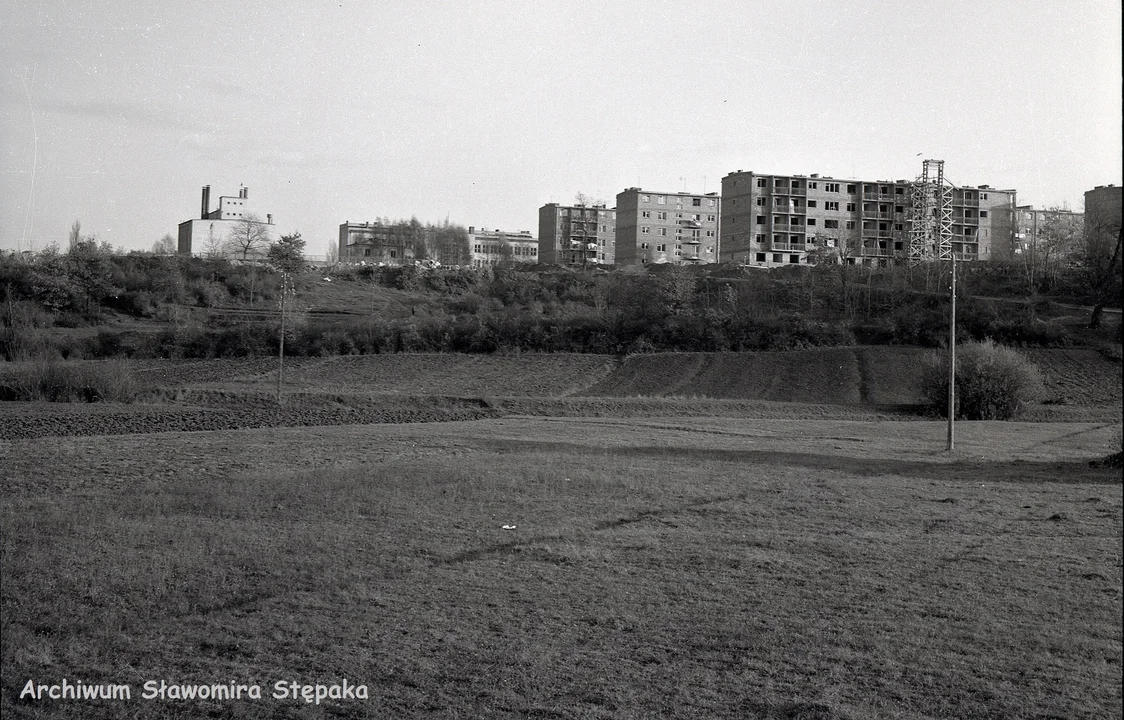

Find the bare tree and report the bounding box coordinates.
[203,224,226,259]
[325,238,339,264]
[68,220,82,251]
[225,214,271,262]
[574,192,605,207]
[152,234,177,255]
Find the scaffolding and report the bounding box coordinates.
[907,159,954,265]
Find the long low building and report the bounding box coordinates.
[719,170,1016,267]
[468,227,538,266]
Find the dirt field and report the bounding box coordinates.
[1,416,1121,719]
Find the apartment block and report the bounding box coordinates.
[468,227,538,267]
[720,171,1015,267]
[1085,184,1122,237]
[177,185,275,256]
[614,188,720,265]
[1010,206,1084,261]
[538,204,616,266]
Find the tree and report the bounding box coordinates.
[574,192,604,207]
[152,234,177,255]
[1027,208,1082,291]
[203,224,226,259]
[68,221,82,251]
[325,239,339,264]
[266,232,306,403]
[225,214,271,262]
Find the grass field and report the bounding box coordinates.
[2,414,1121,719]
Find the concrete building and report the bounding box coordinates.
[1084,184,1122,238]
[468,227,538,267]
[720,171,1016,267]
[338,221,417,264]
[538,204,616,266]
[613,188,720,265]
[1011,206,1084,262]
[177,185,275,256]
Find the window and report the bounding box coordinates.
[640,195,650,202]
[826,183,840,192]
[792,181,801,189]
[773,254,783,263]
[757,179,767,187]
[981,193,989,200]
[846,203,856,212]
[809,182,817,190]
[642,211,650,218]
[708,199,716,207]
[756,216,766,225]
[675,244,682,250]
[640,242,649,249]
[641,226,650,234]
[706,230,715,237]
[707,215,716,221]
[656,196,666,204]
[756,253,766,262]
[789,255,800,263]
[847,184,857,193]
[657,228,667,236]
[756,197,766,206]
[658,211,667,220]
[756,234,765,244]
[676,213,683,219]
[895,206,903,213]
[656,244,666,251]
[473,244,481,253]
[846,221,857,230]
[693,198,701,206]
[980,211,988,218]
[825,201,839,211]
[807,218,817,226]
[363,248,371,257]
[895,188,904,195]
[389,249,397,258]
[824,219,839,229]
[775,198,786,207]
[807,200,817,208]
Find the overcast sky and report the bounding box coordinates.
[2,0,1121,255]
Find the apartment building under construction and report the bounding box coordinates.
[719,170,1016,267]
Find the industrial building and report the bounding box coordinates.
[468,227,538,267]
[337,221,416,264]
[719,170,1016,267]
[538,203,616,266]
[613,188,720,265]
[177,185,274,256]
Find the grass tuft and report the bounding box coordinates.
[0,359,141,403]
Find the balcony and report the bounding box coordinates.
[771,243,808,252]
[859,247,895,257]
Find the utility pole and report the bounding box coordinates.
[277,272,287,403]
[947,254,956,451]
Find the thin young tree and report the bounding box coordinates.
[266,232,306,402]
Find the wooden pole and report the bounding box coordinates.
[277,272,286,403]
[947,255,956,451]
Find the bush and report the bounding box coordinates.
[0,359,140,402]
[919,340,1043,420]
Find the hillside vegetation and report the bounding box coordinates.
[2,246,1119,361]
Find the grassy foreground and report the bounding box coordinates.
[1,418,1121,719]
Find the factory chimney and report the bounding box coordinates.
[201,185,211,219]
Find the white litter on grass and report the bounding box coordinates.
[323,277,332,281]
[501,525,517,530]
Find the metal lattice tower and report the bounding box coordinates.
[908,159,954,265]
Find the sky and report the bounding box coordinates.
[2,0,1121,256]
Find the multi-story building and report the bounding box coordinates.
[468,227,538,266]
[720,171,1016,267]
[538,203,616,266]
[177,185,275,256]
[613,188,720,265]
[338,221,416,264]
[1084,184,1122,239]
[1010,206,1084,262]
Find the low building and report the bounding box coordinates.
[1010,205,1084,262]
[177,185,275,257]
[338,221,415,264]
[1085,184,1122,239]
[538,203,616,266]
[614,188,720,265]
[468,227,538,266]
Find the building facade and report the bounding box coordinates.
[720,171,1016,267]
[613,188,720,265]
[468,227,538,266]
[1010,206,1084,262]
[177,185,275,256]
[1084,185,1122,238]
[338,221,415,264]
[538,204,616,266]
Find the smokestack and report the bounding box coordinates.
[201,185,210,219]
[267,214,273,225]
